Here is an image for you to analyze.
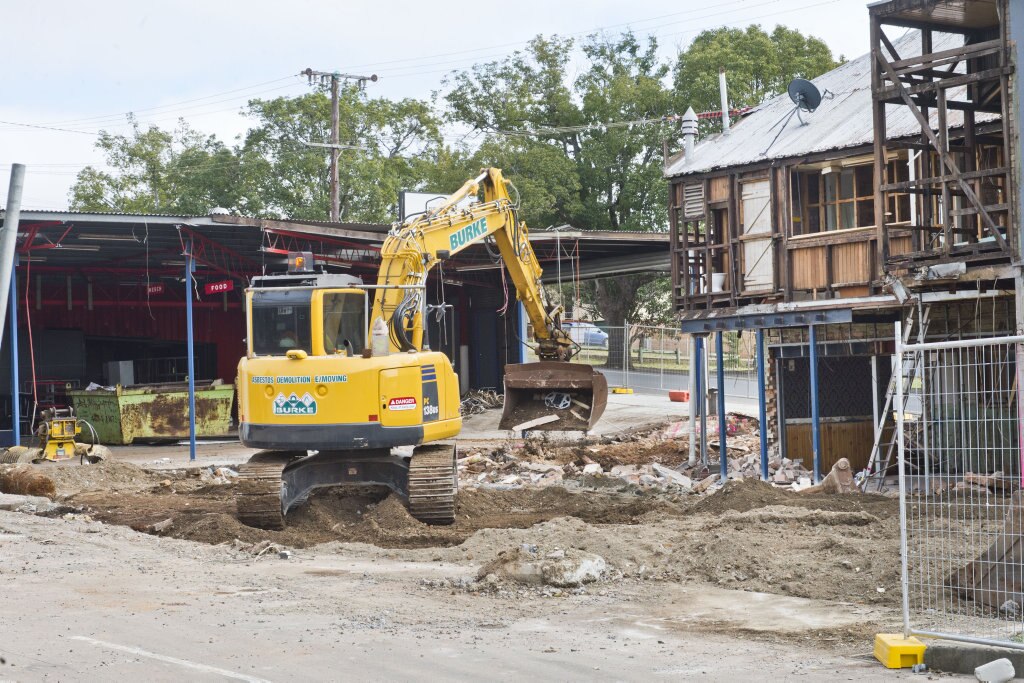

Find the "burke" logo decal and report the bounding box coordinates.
[273,392,317,415]
[448,217,488,253]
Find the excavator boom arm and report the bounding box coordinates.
[371,168,571,359]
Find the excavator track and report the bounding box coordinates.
[408,444,457,525]
[0,448,40,465]
[236,450,303,530]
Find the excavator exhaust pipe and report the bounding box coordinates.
[499,362,608,432]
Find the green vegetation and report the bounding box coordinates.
[70,25,839,348]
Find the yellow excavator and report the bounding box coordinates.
[235,168,607,528]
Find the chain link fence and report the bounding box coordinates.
[897,326,1024,648]
[525,323,759,400]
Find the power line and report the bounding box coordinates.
[0,120,100,136]
[0,82,308,137]
[36,75,301,127]
[363,0,833,84]
[335,0,758,73]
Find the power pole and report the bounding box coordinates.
[302,68,378,222]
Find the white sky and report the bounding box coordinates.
[1,0,871,210]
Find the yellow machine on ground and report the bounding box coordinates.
[0,407,101,464]
[235,168,607,528]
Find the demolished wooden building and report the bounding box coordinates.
[667,0,1021,481]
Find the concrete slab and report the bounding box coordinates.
[0,493,53,511]
[924,640,1024,676]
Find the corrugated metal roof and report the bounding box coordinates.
[665,31,994,178]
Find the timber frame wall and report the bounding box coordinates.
[670,0,1021,316]
[870,0,1017,271]
[669,146,899,313]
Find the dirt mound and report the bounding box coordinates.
[0,465,56,497]
[73,477,687,551]
[48,460,164,496]
[577,440,689,469]
[53,459,905,609]
[692,478,897,516]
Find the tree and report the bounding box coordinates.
[673,25,840,122]
[239,88,447,222]
[446,33,677,368]
[69,117,243,215]
[445,26,839,367]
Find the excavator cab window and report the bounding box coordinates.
[250,289,312,356]
[322,291,365,356]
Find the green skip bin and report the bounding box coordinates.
[69,381,235,445]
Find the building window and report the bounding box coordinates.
[792,164,874,234]
[885,159,912,225]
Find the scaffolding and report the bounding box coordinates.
[870,0,1016,271]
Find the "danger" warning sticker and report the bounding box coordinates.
[388,397,417,411]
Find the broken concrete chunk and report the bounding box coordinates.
[974,658,1014,683]
[638,474,660,487]
[0,493,54,512]
[479,547,606,588]
[542,553,606,587]
[652,463,692,489]
[582,463,602,475]
[149,518,174,533]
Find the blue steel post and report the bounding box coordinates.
[809,324,821,482]
[696,336,707,465]
[9,257,18,445]
[716,331,727,479]
[185,246,197,462]
[756,328,768,480]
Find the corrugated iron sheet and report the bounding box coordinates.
[665,31,995,178]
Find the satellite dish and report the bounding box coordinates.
[788,78,822,113]
[761,79,827,156]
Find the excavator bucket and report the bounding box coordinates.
[499,362,608,432]
[947,489,1024,609]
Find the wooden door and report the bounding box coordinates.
[741,180,774,291]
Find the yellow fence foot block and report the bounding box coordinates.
[611,387,634,394]
[874,633,926,669]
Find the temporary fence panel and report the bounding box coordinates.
[897,323,1024,648]
[525,323,758,399]
[627,324,691,392]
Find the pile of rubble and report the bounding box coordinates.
[460,389,503,417]
[458,412,817,495]
[458,448,702,492]
[724,453,813,488]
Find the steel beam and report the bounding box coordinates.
[716,331,727,480]
[680,308,853,333]
[756,328,768,480]
[809,324,822,482]
[185,246,197,462]
[696,336,707,466]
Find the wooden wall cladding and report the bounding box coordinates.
[784,419,885,473]
[889,235,913,256]
[791,245,827,290]
[832,241,871,285]
[709,176,730,203]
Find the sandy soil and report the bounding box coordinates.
[0,420,943,680]
[19,445,903,610]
